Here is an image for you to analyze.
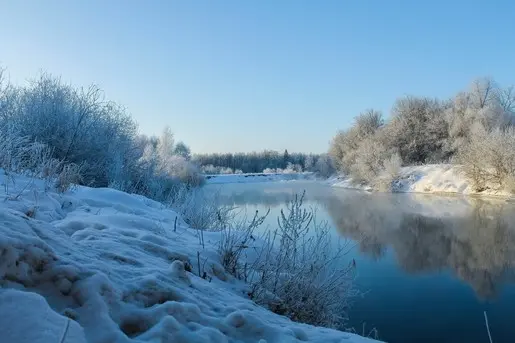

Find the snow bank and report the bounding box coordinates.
[332,164,514,197]
[205,172,314,185]
[0,172,379,343]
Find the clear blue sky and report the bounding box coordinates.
[1,0,514,154]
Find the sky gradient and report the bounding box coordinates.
[1,0,515,153]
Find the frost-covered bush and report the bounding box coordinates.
[218,209,270,278]
[329,77,515,191]
[168,187,231,230]
[119,127,204,200]
[0,130,84,193]
[385,96,448,164]
[219,192,358,329]
[329,110,383,173]
[249,192,357,329]
[283,162,303,174]
[458,126,515,192]
[444,79,515,158]
[0,67,203,200]
[201,164,242,175]
[312,154,336,178]
[349,133,400,191]
[12,75,138,187]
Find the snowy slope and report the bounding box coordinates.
[205,172,314,184]
[0,173,379,343]
[332,164,514,197]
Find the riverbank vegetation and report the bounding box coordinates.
[330,78,515,193]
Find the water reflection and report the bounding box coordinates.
[324,193,515,299]
[208,183,515,299]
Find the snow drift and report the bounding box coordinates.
[0,173,379,343]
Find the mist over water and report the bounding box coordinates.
[206,181,515,343]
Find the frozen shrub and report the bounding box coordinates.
[283,162,303,174]
[458,126,515,192]
[375,152,402,192]
[168,187,234,231]
[218,209,269,279]
[201,164,219,174]
[9,74,138,187]
[0,67,203,201]
[220,191,358,329]
[312,154,336,178]
[55,163,84,193]
[329,110,383,173]
[386,96,448,164]
[249,192,358,329]
[263,168,277,174]
[173,141,191,160]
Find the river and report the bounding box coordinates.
[205,181,515,343]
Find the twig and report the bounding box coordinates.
[174,216,178,232]
[197,251,201,277]
[484,311,493,343]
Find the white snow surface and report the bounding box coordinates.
[331,164,514,197]
[205,173,314,185]
[0,173,379,343]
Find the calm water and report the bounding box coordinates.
[206,181,515,343]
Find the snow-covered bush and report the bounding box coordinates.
[329,77,515,191]
[0,68,204,201]
[201,164,219,174]
[458,126,515,192]
[219,192,358,329]
[0,130,84,194]
[329,110,383,173]
[54,163,84,193]
[385,96,448,164]
[312,154,336,178]
[201,164,242,175]
[173,141,191,160]
[283,162,303,174]
[376,152,402,192]
[9,74,139,187]
[218,209,270,279]
[128,127,204,200]
[444,79,515,158]
[249,192,357,329]
[348,133,400,191]
[169,187,234,232]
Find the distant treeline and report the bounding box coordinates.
[193,150,335,176]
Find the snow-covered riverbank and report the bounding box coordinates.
[331,164,514,198]
[0,172,378,343]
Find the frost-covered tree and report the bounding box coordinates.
[329,109,384,173]
[174,141,191,160]
[0,67,203,199]
[444,78,515,157]
[193,150,321,174]
[458,126,515,192]
[5,73,139,187]
[386,96,448,164]
[313,154,336,178]
[156,126,175,163]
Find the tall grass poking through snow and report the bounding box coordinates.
[0,131,82,194]
[219,191,358,330]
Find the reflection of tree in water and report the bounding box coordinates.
[325,194,515,299]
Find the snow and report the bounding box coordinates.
[0,172,379,343]
[331,164,514,198]
[205,172,314,185]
